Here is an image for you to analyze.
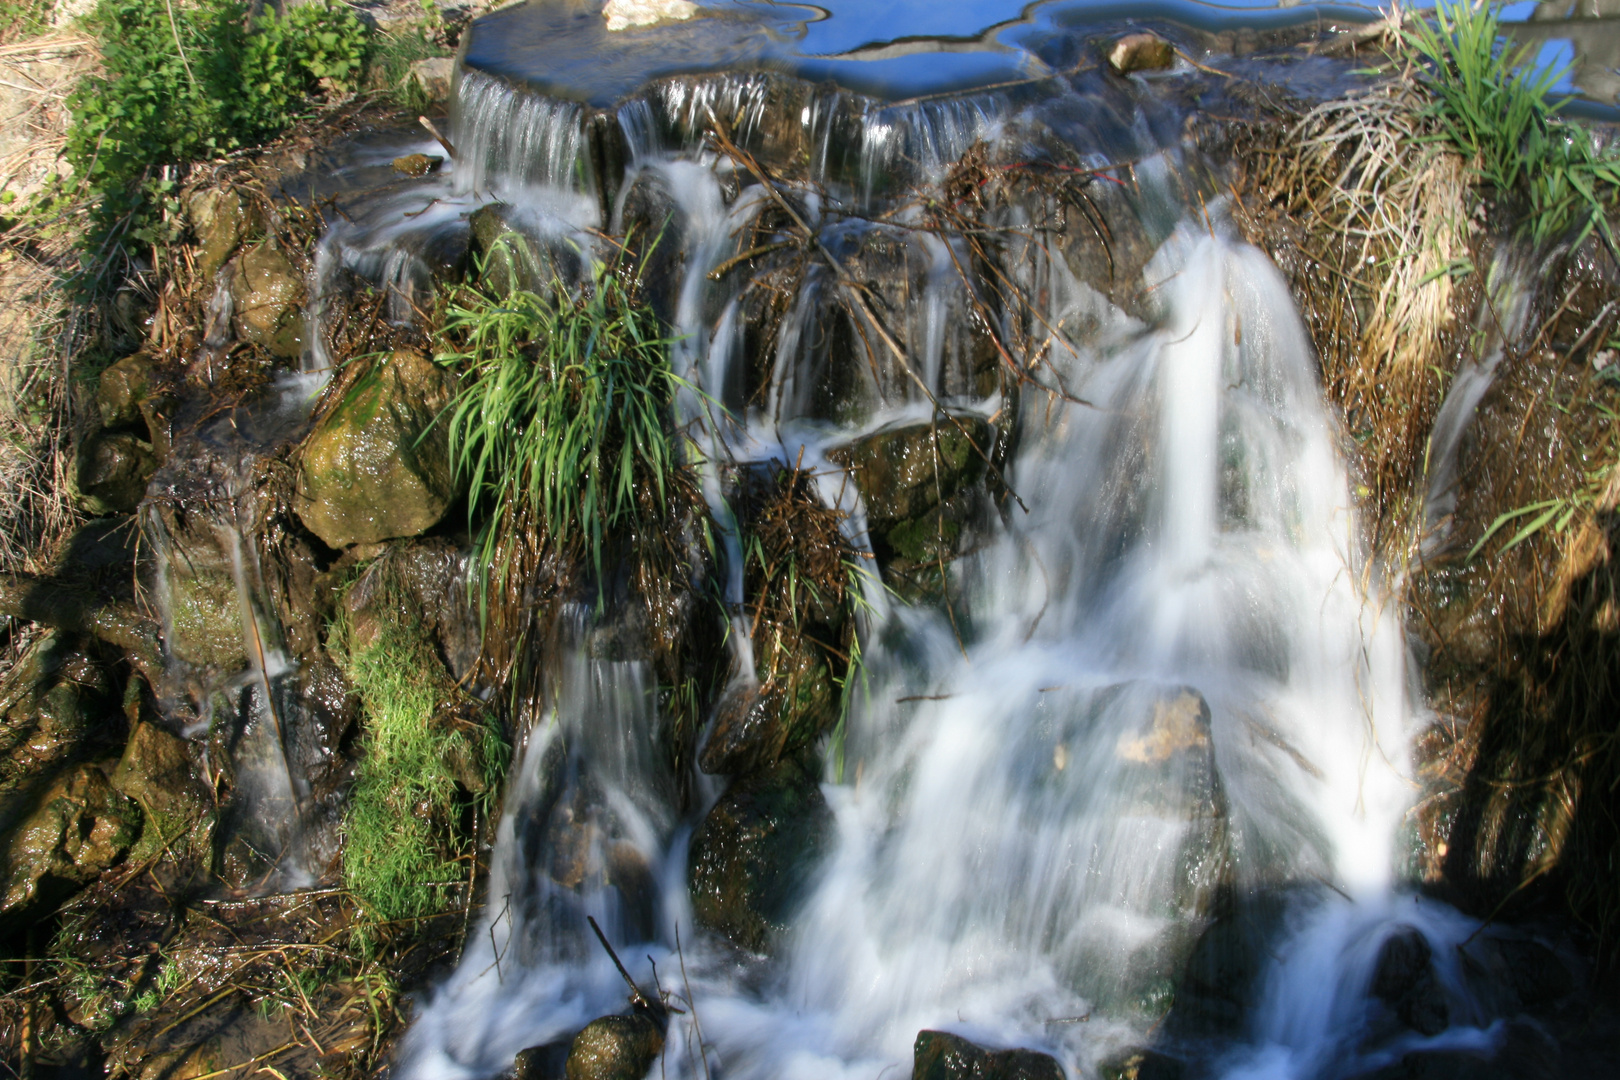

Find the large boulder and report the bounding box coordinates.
[0,764,141,934]
[295,349,457,549]
[688,753,831,952]
[229,240,307,359]
[912,1030,1064,1080]
[564,1012,664,1080]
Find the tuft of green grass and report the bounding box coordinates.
[436,243,686,614]
[335,600,506,922]
[1405,1,1620,252]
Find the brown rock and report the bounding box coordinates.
[229,240,307,359]
[392,153,443,177]
[1108,32,1175,75]
[295,350,457,549]
[0,764,141,932]
[913,1030,1065,1080]
[565,1013,664,1080]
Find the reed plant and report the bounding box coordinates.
[1405,1,1620,252]
[436,244,685,616]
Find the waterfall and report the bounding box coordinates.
[389,118,1475,1070]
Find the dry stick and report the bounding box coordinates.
[419,116,457,159]
[586,915,654,1012]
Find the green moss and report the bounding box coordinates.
[334,599,506,922]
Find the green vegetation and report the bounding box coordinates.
[1405,1,1620,251]
[334,599,506,922]
[0,0,51,40]
[64,0,368,244]
[436,244,685,609]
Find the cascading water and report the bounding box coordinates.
[331,55,1534,1076]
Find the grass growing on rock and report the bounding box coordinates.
[1405,1,1620,253]
[437,244,687,615]
[334,583,506,923]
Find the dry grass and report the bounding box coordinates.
[1231,76,1476,550]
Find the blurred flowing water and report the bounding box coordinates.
[283,46,1538,1076]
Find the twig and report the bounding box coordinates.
[586,915,655,1013]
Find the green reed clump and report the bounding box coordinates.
[335,602,505,922]
[1405,1,1620,252]
[437,244,685,612]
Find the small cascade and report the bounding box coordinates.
[279,36,1574,1080]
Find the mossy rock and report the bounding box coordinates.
[688,753,830,952]
[0,764,141,935]
[111,719,212,863]
[564,1012,663,1080]
[830,418,990,574]
[468,204,580,296]
[73,430,157,516]
[185,186,255,281]
[700,623,837,776]
[295,350,456,549]
[913,1030,1064,1080]
[229,240,306,359]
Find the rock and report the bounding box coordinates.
[111,719,211,861]
[408,56,454,101]
[830,419,990,568]
[1496,938,1572,1008]
[184,186,252,281]
[1099,1047,1184,1080]
[73,429,157,515]
[688,754,831,952]
[514,1039,573,1080]
[912,1030,1064,1080]
[565,1013,664,1080]
[97,352,154,431]
[469,203,580,296]
[1372,927,1449,1037]
[1108,32,1174,75]
[152,508,248,673]
[229,240,307,359]
[0,764,141,934]
[295,349,457,549]
[603,0,696,32]
[138,1042,223,1080]
[700,628,836,776]
[392,153,443,178]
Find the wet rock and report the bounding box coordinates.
[688,753,831,952]
[393,152,443,177]
[514,1039,573,1080]
[831,419,990,568]
[1492,937,1572,1009]
[912,1030,1064,1080]
[701,628,837,776]
[408,56,454,101]
[111,718,212,861]
[1099,1047,1185,1080]
[138,1041,223,1080]
[603,0,696,31]
[229,240,307,359]
[1372,927,1449,1037]
[0,637,120,828]
[469,203,580,296]
[153,509,247,673]
[1108,32,1175,75]
[73,429,157,515]
[295,349,457,549]
[0,764,141,933]
[184,186,252,280]
[565,1012,664,1080]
